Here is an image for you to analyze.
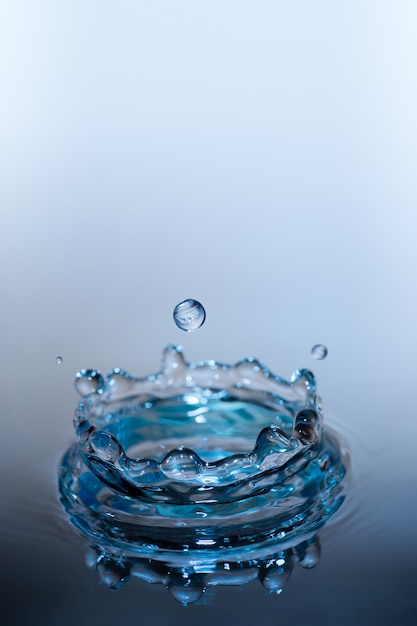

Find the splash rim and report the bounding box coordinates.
[71,345,324,505]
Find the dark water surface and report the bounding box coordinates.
[2,387,416,626]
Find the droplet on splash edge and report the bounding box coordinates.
[311,344,328,360]
[173,299,206,332]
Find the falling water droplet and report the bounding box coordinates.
[311,344,328,360]
[173,299,206,332]
[56,356,63,364]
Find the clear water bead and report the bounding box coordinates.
[75,369,105,397]
[173,299,206,332]
[56,356,63,364]
[311,344,328,360]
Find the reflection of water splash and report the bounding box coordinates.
[59,345,347,604]
[84,534,321,604]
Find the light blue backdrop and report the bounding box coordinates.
[1,2,416,624]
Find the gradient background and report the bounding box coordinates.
[1,2,416,625]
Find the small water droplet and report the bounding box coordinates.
[259,556,294,594]
[90,431,123,463]
[311,344,328,360]
[161,447,200,480]
[173,299,206,332]
[56,356,63,364]
[75,419,94,444]
[293,409,319,444]
[75,369,105,397]
[296,536,321,569]
[97,557,130,589]
[167,571,206,605]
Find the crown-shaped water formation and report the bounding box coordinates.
[59,345,347,603]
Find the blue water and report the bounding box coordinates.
[59,346,347,605]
